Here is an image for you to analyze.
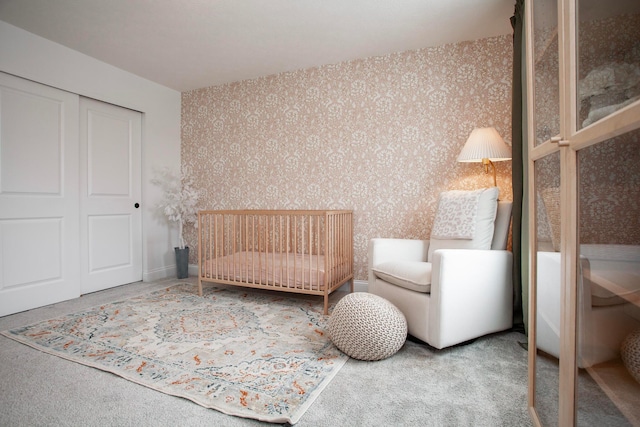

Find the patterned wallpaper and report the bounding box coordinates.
[181,35,514,280]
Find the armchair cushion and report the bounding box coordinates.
[428,187,499,261]
[372,261,432,293]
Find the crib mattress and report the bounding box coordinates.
[203,251,326,290]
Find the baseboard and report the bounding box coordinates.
[353,279,368,292]
[143,266,176,282]
[188,264,199,276]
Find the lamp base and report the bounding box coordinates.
[482,158,498,187]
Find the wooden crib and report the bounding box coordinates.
[197,210,353,314]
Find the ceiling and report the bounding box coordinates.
[0,0,515,92]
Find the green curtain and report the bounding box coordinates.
[510,0,526,333]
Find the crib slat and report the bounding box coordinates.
[210,214,214,279]
[262,215,267,285]
[213,214,218,279]
[244,214,249,284]
[197,212,203,295]
[316,215,320,293]
[293,215,297,289]
[307,215,311,291]
[225,214,229,281]
[256,215,260,285]
[251,215,256,284]
[301,215,305,290]
[279,214,283,288]
[286,215,290,288]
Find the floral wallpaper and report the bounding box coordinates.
[181,35,514,281]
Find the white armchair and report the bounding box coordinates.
[368,190,513,349]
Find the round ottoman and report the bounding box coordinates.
[621,329,640,384]
[328,292,407,361]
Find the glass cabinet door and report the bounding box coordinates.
[528,0,640,425]
[528,0,563,423]
[532,150,562,427]
[575,2,640,424]
[575,129,640,426]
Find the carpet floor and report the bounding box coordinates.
[0,278,533,426]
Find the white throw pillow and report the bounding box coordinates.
[372,261,432,293]
[427,187,499,262]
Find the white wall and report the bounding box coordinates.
[0,21,182,281]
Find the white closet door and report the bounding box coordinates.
[79,98,142,294]
[0,72,81,316]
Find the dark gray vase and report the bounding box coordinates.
[175,246,189,279]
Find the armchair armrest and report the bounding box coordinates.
[429,249,513,348]
[368,238,429,288]
[369,238,429,265]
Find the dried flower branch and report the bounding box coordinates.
[152,167,200,249]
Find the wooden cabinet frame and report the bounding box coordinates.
[526,0,640,425]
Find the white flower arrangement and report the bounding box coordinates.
[152,167,201,249]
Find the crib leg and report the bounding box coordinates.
[198,278,203,296]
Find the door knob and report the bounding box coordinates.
[134,203,140,208]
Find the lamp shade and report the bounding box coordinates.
[457,127,512,163]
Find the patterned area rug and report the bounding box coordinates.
[1,284,348,424]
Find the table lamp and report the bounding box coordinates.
[457,127,512,187]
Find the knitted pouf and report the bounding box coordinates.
[328,292,407,361]
[621,329,640,384]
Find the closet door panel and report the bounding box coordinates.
[80,97,142,294]
[87,109,132,196]
[0,72,80,316]
[1,88,62,194]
